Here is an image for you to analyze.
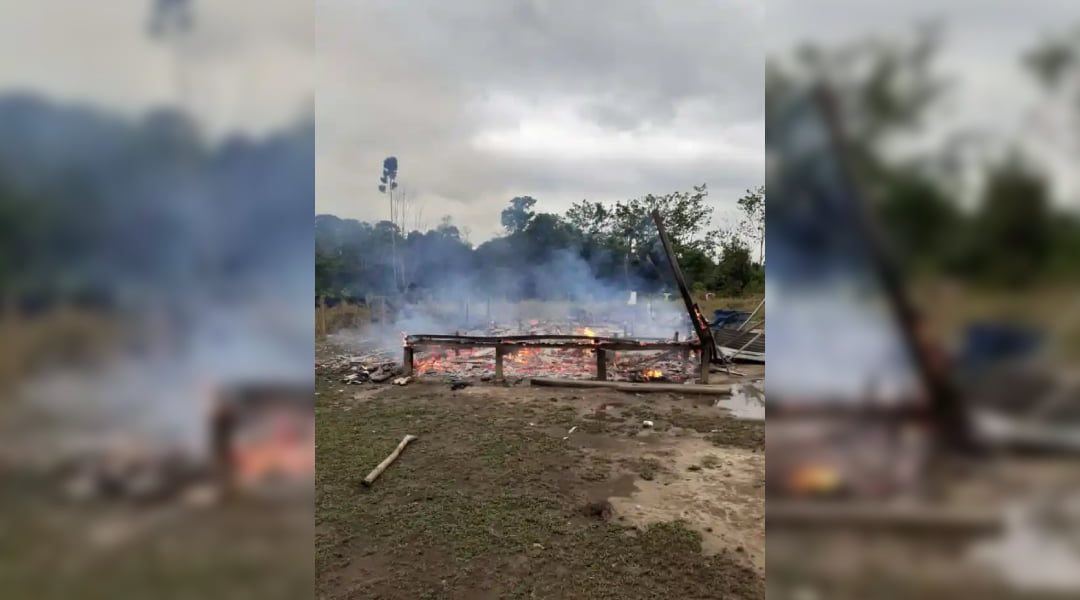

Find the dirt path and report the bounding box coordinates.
[316,375,764,599]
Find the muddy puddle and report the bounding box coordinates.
[716,381,764,421]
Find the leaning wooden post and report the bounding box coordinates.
[596,348,608,381]
[402,345,414,376]
[494,345,506,381]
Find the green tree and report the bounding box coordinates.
[968,156,1052,286]
[501,196,537,234]
[736,186,765,264]
[713,239,754,296]
[878,170,961,271]
[378,156,400,291]
[565,200,610,236]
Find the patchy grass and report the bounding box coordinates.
[707,421,765,452]
[635,458,663,481]
[695,294,764,322]
[316,377,763,599]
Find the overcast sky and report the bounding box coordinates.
[4,1,1073,227]
[0,0,312,138]
[316,0,766,241]
[770,0,1079,207]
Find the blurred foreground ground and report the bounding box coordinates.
[765,283,1080,599]
[0,475,312,599]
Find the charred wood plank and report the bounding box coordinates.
[767,500,1002,535]
[530,377,732,395]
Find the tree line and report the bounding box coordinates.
[769,23,1080,287]
[316,178,765,302]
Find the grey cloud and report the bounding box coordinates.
[317,0,765,239]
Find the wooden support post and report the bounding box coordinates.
[596,348,608,381]
[495,345,506,381]
[317,296,326,337]
[698,346,711,384]
[402,346,414,376]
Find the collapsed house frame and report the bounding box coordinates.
[401,209,740,384]
[403,333,710,382]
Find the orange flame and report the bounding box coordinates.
[788,465,841,495]
[581,327,596,337]
[231,412,315,486]
[642,369,663,380]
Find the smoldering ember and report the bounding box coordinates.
[316,205,767,599]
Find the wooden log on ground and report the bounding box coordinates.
[530,377,731,395]
[766,500,1003,535]
[362,435,418,487]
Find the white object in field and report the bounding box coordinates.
[627,291,637,305]
[663,293,672,301]
[642,420,654,428]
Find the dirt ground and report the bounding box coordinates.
[315,367,765,599]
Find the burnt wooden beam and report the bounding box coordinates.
[814,87,974,452]
[767,500,1002,535]
[531,377,732,395]
[405,333,670,345]
[402,346,414,377]
[650,209,720,361]
[406,340,699,352]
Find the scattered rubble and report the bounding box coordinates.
[60,444,206,504]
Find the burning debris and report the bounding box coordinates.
[211,382,314,496]
[58,381,314,505]
[62,443,205,504]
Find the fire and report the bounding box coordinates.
[641,368,663,380]
[231,411,315,486]
[510,348,539,364]
[788,464,841,495]
[575,327,596,337]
